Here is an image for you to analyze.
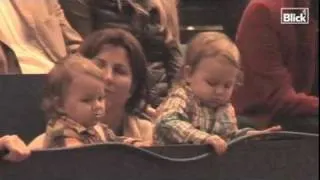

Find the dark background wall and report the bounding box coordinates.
[179,0,250,43]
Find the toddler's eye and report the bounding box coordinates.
[81,98,92,103]
[97,95,105,101]
[206,80,217,87]
[224,83,233,89]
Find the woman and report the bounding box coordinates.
[59,0,182,107]
[79,28,154,142]
[28,28,154,149]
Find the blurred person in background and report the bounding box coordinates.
[0,0,82,74]
[232,0,318,133]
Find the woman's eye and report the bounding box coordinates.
[114,66,129,75]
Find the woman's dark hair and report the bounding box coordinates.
[78,28,149,114]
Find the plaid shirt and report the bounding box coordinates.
[45,116,135,148]
[154,84,252,145]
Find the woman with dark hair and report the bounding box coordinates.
[28,28,154,149]
[58,0,182,108]
[80,28,154,142]
[78,29,149,115]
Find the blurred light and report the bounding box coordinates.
[186,26,195,31]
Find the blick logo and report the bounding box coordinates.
[281,7,309,24]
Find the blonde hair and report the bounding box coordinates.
[42,54,104,119]
[151,0,180,43]
[184,31,242,85]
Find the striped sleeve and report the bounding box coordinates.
[154,88,211,145]
[213,104,253,141]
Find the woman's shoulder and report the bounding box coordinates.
[127,115,154,141]
[129,116,154,132]
[134,117,154,130]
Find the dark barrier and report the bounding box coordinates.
[0,132,318,180]
[0,75,46,143]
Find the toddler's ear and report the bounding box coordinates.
[53,96,65,114]
[183,65,192,82]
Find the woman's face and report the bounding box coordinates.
[93,45,133,109]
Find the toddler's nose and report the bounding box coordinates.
[215,86,224,95]
[92,100,105,115]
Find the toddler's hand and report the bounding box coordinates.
[246,125,282,136]
[122,137,139,145]
[205,135,227,155]
[122,137,152,147]
[132,140,153,147]
[0,135,31,162]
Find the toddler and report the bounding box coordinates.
[154,32,281,154]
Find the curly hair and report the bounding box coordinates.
[184,31,243,86]
[42,54,104,120]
